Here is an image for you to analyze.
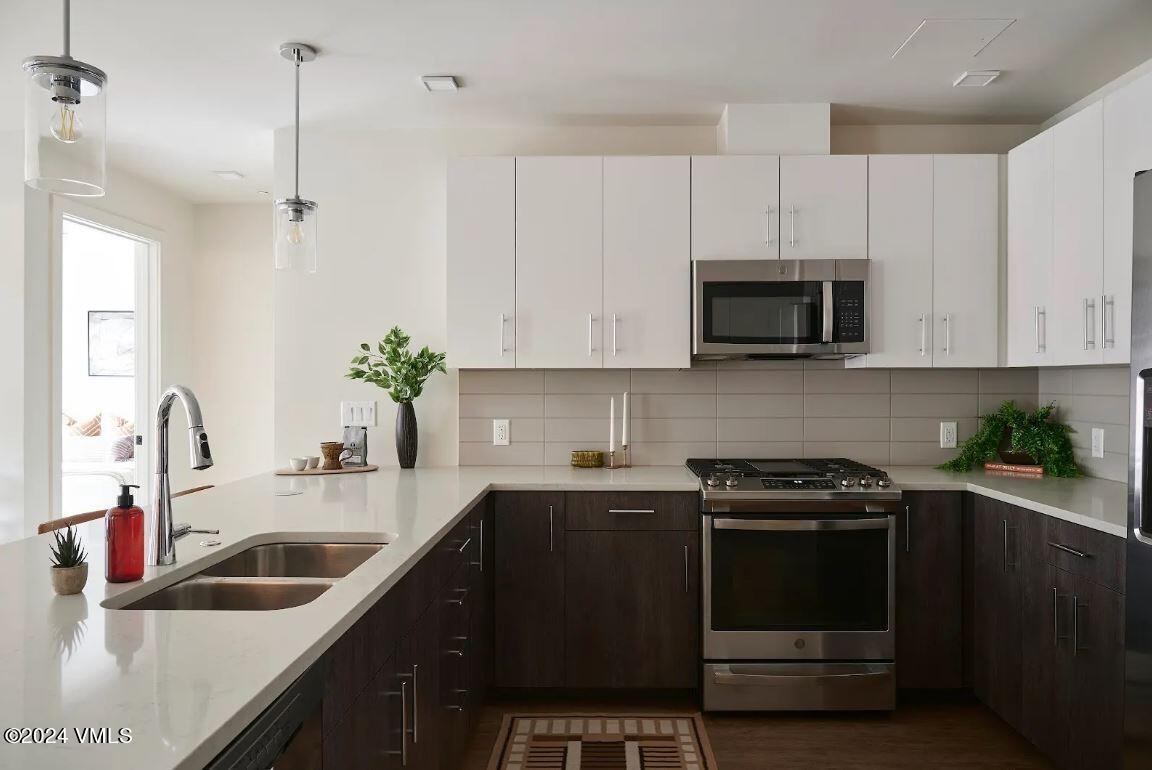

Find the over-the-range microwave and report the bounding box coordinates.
[692,259,869,359]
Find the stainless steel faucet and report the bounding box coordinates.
[147,385,213,566]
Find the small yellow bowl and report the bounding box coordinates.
[570,450,605,468]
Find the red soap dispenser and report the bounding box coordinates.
[106,484,144,583]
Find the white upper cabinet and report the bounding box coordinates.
[691,155,779,259]
[602,156,691,369]
[1103,70,1152,364]
[780,155,868,259]
[932,155,1000,368]
[447,157,516,368]
[1050,102,1104,366]
[858,154,999,369]
[863,155,934,367]
[515,156,603,368]
[1007,131,1055,366]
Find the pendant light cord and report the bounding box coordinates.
[62,0,70,57]
[293,49,301,199]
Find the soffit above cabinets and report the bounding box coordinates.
[892,18,1016,60]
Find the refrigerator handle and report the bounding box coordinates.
[1136,369,1152,545]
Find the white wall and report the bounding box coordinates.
[273,126,716,469]
[830,124,1039,155]
[0,131,25,543]
[190,204,274,485]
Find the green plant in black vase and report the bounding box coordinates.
[939,400,1078,477]
[347,326,447,468]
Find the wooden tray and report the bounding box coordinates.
[275,464,379,476]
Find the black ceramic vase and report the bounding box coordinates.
[396,401,418,469]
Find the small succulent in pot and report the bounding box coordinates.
[50,525,89,596]
[347,326,447,469]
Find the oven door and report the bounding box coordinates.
[703,514,895,661]
[693,259,868,357]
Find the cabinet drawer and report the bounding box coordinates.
[1043,516,1124,594]
[565,492,698,530]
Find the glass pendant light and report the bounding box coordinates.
[275,42,319,273]
[23,0,107,196]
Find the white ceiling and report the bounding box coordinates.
[2,0,1151,203]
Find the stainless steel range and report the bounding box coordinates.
[686,458,901,712]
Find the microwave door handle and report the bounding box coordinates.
[821,281,834,343]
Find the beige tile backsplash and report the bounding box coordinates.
[1039,366,1130,482]
[459,362,1131,481]
[459,362,1041,470]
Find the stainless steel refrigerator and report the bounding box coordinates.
[1126,169,1152,764]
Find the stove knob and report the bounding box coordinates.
[840,477,858,488]
[705,475,720,487]
[725,475,740,488]
[876,477,893,488]
[859,476,874,488]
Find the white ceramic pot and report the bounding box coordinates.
[51,563,88,596]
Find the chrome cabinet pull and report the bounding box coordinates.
[411,664,419,743]
[765,207,774,246]
[1047,541,1092,559]
[918,315,927,357]
[498,312,507,357]
[400,678,409,765]
[1036,306,1046,355]
[1072,595,1086,655]
[788,205,796,248]
[456,537,472,554]
[1083,298,1097,350]
[943,313,952,356]
[1053,587,1059,647]
[478,518,484,572]
[1002,520,1018,569]
[587,314,594,356]
[1104,294,1115,348]
[611,314,618,357]
[904,505,911,553]
[683,544,689,594]
[548,504,554,553]
[387,677,410,765]
[608,508,656,514]
[1042,307,1047,352]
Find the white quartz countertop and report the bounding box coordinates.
[884,466,1128,538]
[0,463,1125,769]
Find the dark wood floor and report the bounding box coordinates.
[462,693,1055,769]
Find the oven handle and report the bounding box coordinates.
[821,281,834,343]
[712,664,892,685]
[712,517,892,532]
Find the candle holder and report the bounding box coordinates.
[606,444,631,469]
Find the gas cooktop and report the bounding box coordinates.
[685,458,899,500]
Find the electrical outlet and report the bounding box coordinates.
[493,419,510,446]
[341,400,377,427]
[1092,427,1105,458]
[940,421,958,449]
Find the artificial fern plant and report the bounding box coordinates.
[346,326,447,404]
[50,525,87,568]
[939,400,1078,477]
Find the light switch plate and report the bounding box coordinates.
[341,400,377,427]
[1092,428,1105,458]
[493,419,510,446]
[940,421,958,449]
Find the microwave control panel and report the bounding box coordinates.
[833,281,866,343]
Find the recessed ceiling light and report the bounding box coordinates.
[422,75,459,92]
[953,70,1001,87]
[212,170,245,180]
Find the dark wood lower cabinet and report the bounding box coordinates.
[493,492,566,688]
[896,491,963,689]
[972,494,1125,770]
[565,529,699,688]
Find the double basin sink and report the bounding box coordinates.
[118,542,385,611]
